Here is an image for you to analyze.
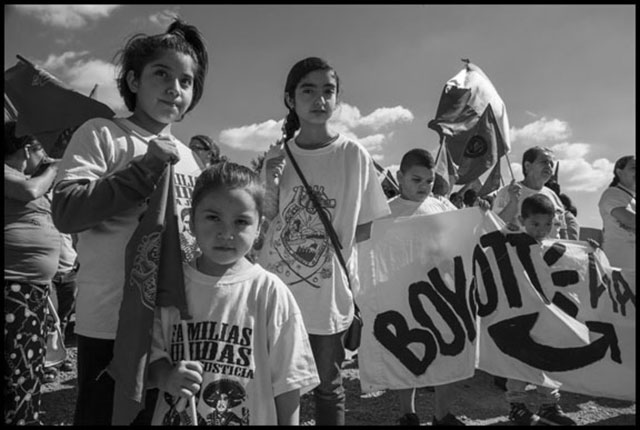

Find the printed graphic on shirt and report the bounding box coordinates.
[266,185,335,288]
[161,379,249,426]
[164,320,254,425]
[174,171,200,263]
[130,231,162,311]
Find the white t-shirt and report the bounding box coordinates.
[598,185,636,269]
[54,118,202,339]
[257,135,391,334]
[150,262,319,425]
[387,194,457,218]
[492,183,566,239]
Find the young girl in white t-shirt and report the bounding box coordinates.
[258,56,390,425]
[147,162,319,425]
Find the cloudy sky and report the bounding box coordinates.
[4,4,635,229]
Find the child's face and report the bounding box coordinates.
[127,50,196,130]
[519,213,554,242]
[289,69,338,127]
[397,165,435,202]
[190,187,262,276]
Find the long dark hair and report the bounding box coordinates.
[282,57,340,142]
[609,155,635,187]
[4,120,38,158]
[115,17,208,114]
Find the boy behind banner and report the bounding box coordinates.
[385,148,467,426]
[502,194,577,426]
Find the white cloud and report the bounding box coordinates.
[149,9,180,28]
[554,157,614,193]
[358,133,386,153]
[42,51,90,70]
[219,103,414,155]
[219,119,283,152]
[331,103,414,131]
[510,117,571,145]
[15,5,121,29]
[38,52,124,112]
[549,142,590,160]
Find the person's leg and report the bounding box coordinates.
[395,388,419,425]
[434,383,456,420]
[505,379,541,425]
[537,386,576,425]
[73,336,115,425]
[55,269,77,334]
[50,268,78,336]
[396,388,416,415]
[308,332,346,425]
[433,383,465,425]
[504,378,528,404]
[4,281,49,425]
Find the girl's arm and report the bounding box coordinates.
[51,137,177,234]
[262,143,286,220]
[4,162,58,202]
[275,388,300,425]
[51,156,164,233]
[611,207,636,232]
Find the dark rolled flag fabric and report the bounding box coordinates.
[4,55,114,155]
[478,157,502,198]
[108,164,191,425]
[434,140,459,195]
[428,61,511,186]
[454,104,507,184]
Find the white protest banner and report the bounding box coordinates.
[357,207,492,393]
[357,208,635,401]
[475,229,636,401]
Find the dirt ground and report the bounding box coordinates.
[40,337,636,426]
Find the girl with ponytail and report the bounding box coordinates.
[257,56,390,425]
[51,17,209,425]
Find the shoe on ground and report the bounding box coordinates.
[60,360,74,372]
[397,412,420,426]
[537,404,577,426]
[432,413,465,426]
[509,403,547,425]
[42,368,58,384]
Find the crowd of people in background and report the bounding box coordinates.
[4,17,636,427]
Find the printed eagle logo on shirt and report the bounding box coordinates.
[281,185,335,268]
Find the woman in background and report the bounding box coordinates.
[598,155,635,270]
[4,121,61,425]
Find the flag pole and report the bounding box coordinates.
[434,134,444,165]
[503,151,516,181]
[181,320,198,426]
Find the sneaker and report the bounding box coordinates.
[432,413,465,426]
[538,404,577,426]
[60,360,74,372]
[509,403,547,426]
[42,367,58,384]
[397,412,420,426]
